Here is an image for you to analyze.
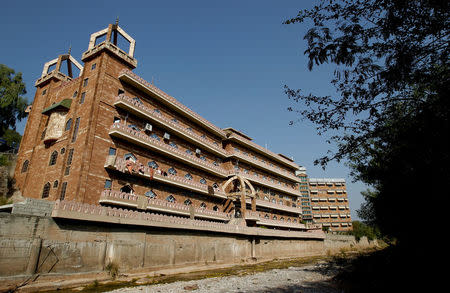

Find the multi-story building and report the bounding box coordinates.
[308,178,352,232]
[13,23,314,231]
[296,167,312,223]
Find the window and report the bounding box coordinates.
[153,108,160,114]
[113,117,121,124]
[61,148,65,154]
[199,178,207,185]
[42,89,47,95]
[42,182,50,198]
[66,149,74,165]
[200,156,207,161]
[49,151,58,166]
[184,173,193,180]
[71,117,80,142]
[53,180,59,188]
[186,149,193,155]
[21,160,29,173]
[145,190,157,198]
[171,118,178,123]
[108,147,116,156]
[65,118,72,131]
[60,182,68,200]
[83,78,89,87]
[213,161,219,166]
[104,180,112,189]
[213,205,219,211]
[124,153,137,162]
[184,199,192,206]
[148,161,159,169]
[120,185,133,194]
[128,124,140,131]
[273,215,277,220]
[264,214,269,219]
[212,183,219,189]
[118,89,124,95]
[169,142,178,149]
[72,91,78,98]
[168,167,177,175]
[186,127,193,132]
[200,202,207,209]
[91,63,96,70]
[80,92,86,104]
[166,195,176,203]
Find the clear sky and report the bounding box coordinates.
[1,0,368,220]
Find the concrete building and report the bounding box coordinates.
[13,23,321,232]
[309,178,352,232]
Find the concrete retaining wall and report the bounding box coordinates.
[0,212,325,278]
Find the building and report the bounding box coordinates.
[296,167,312,223]
[308,178,352,231]
[13,23,318,232]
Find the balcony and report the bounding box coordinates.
[109,123,229,177]
[105,156,227,199]
[100,190,232,221]
[114,95,229,158]
[118,69,226,139]
[230,151,301,183]
[228,171,301,197]
[244,211,306,230]
[245,198,302,215]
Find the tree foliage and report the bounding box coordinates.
[285,0,449,246]
[0,64,28,137]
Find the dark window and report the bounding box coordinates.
[108,147,116,156]
[91,63,96,70]
[64,166,70,176]
[148,161,159,169]
[42,89,47,95]
[199,178,207,184]
[168,167,177,175]
[113,117,121,124]
[145,190,157,198]
[72,117,80,142]
[83,78,89,87]
[184,173,193,180]
[166,195,176,203]
[21,160,29,173]
[120,185,133,194]
[72,91,78,98]
[213,205,219,211]
[184,199,192,206]
[67,149,74,165]
[104,180,112,189]
[60,148,65,154]
[60,182,67,200]
[53,180,59,188]
[80,92,86,104]
[65,118,72,131]
[49,151,58,166]
[118,89,124,95]
[42,182,51,198]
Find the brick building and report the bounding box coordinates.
[13,23,319,231]
[308,178,352,231]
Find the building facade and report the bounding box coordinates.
[13,23,322,231]
[308,178,352,231]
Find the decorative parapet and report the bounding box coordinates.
[118,69,226,139]
[35,70,73,87]
[231,151,301,183]
[245,198,302,215]
[82,41,137,68]
[109,123,229,177]
[226,132,300,171]
[51,200,325,240]
[105,156,227,199]
[100,190,231,221]
[114,95,229,158]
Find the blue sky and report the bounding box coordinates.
[1,0,368,220]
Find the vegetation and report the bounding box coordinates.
[285,0,449,251]
[0,64,28,137]
[349,220,379,242]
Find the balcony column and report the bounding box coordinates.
[239,176,246,219]
[251,197,256,212]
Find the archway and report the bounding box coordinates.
[222,175,256,219]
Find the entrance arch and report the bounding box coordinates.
[222,175,256,219]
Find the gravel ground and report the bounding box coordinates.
[106,261,341,293]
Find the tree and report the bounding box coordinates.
[0,64,28,137]
[284,0,449,247]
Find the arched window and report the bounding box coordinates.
[132,97,143,105]
[186,149,193,155]
[168,167,177,175]
[128,124,140,132]
[124,153,137,162]
[272,215,277,220]
[200,156,207,161]
[53,180,59,188]
[65,118,72,131]
[49,151,58,166]
[199,178,207,184]
[184,173,193,180]
[150,133,160,141]
[264,214,269,219]
[264,196,269,201]
[171,118,178,123]
[280,217,284,222]
[145,190,157,198]
[200,202,207,209]
[169,142,178,149]
[120,185,133,194]
[212,183,219,189]
[166,195,176,203]
[213,205,219,211]
[42,182,51,198]
[184,199,192,206]
[148,161,159,169]
[21,160,29,173]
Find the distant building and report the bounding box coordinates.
[309,178,352,231]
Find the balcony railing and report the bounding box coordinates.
[230,151,301,183]
[245,198,302,215]
[52,200,325,238]
[244,210,306,230]
[114,94,229,158]
[118,69,226,139]
[109,123,229,177]
[100,190,232,221]
[105,156,227,199]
